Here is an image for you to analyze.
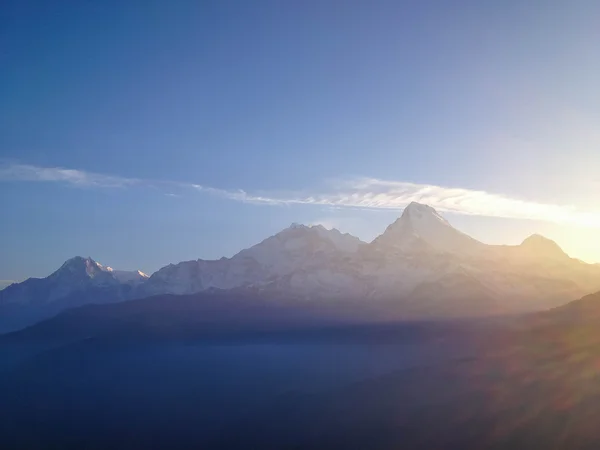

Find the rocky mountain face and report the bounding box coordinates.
[2,202,600,333]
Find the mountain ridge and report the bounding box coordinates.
[0,257,148,333]
[2,202,599,333]
[372,202,484,255]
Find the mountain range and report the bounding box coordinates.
[2,201,600,333]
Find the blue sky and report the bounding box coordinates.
[2,0,600,282]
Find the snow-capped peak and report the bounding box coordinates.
[59,255,96,268]
[372,202,483,254]
[236,223,364,263]
[310,226,363,253]
[401,201,450,224]
[287,223,328,233]
[54,256,105,278]
[98,264,149,283]
[107,269,149,284]
[283,223,364,252]
[50,256,148,285]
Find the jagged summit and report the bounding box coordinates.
[401,201,448,220]
[141,222,366,297]
[106,268,150,283]
[48,256,149,286]
[4,203,600,334]
[372,202,483,254]
[236,221,364,261]
[51,256,106,280]
[288,222,332,232]
[58,255,96,268]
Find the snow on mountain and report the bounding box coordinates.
[311,224,364,253]
[3,203,600,333]
[24,256,121,302]
[102,266,149,284]
[39,256,148,289]
[234,223,363,268]
[51,256,113,283]
[139,204,600,311]
[0,256,149,333]
[372,202,484,254]
[140,224,367,297]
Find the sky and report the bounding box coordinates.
[1,0,600,282]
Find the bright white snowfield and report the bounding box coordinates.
[2,202,600,330]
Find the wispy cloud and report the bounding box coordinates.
[289,177,600,228]
[2,162,600,228]
[218,177,600,228]
[189,184,290,205]
[0,163,139,188]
